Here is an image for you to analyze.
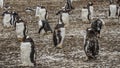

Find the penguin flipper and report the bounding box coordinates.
[53,30,58,47]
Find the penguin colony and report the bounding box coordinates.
[0,0,120,67]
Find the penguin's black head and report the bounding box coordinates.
[23,36,34,43]
[12,11,19,16]
[86,28,97,38]
[17,18,24,23]
[41,6,45,8]
[88,2,93,6]
[83,5,87,9]
[4,10,11,14]
[12,10,16,14]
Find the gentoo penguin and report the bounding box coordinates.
[25,7,34,12]
[87,2,94,22]
[81,6,89,22]
[10,11,19,27]
[38,6,52,34]
[0,0,3,8]
[53,19,65,49]
[91,18,105,38]
[35,6,47,20]
[64,0,74,12]
[56,7,70,27]
[84,28,99,60]
[109,4,117,18]
[20,36,36,66]
[2,10,12,27]
[15,18,27,42]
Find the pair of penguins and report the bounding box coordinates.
[2,10,19,27]
[109,3,120,18]
[15,18,36,66]
[53,0,74,48]
[81,2,94,22]
[82,1,120,22]
[84,18,105,60]
[38,0,74,49]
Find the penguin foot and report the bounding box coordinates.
[56,44,62,49]
[20,63,34,66]
[43,33,48,36]
[47,31,52,34]
[17,38,23,42]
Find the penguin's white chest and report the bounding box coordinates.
[20,42,34,66]
[81,8,89,21]
[16,23,25,38]
[3,14,11,27]
[20,42,31,58]
[35,7,46,20]
[62,13,69,25]
[0,0,3,8]
[110,5,117,17]
[56,27,65,47]
[89,6,94,19]
[39,8,46,20]
[60,28,65,39]
[35,7,41,17]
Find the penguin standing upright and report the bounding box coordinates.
[0,0,3,8]
[56,7,69,27]
[20,36,36,66]
[84,28,99,60]
[15,18,27,42]
[38,6,52,34]
[2,10,12,27]
[109,4,117,18]
[53,16,65,49]
[91,18,105,38]
[81,6,89,22]
[87,2,94,22]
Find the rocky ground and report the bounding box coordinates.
[0,0,120,68]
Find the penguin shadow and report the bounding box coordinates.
[82,57,95,63]
[82,54,100,63]
[43,31,53,36]
[17,65,35,68]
